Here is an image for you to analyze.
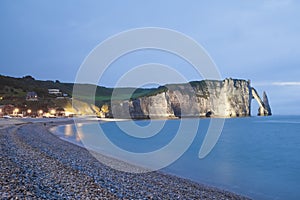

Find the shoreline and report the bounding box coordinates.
[0,118,251,199]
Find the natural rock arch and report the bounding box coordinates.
[251,88,272,116]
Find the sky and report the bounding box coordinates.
[0,0,300,115]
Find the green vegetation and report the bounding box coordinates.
[0,75,162,109]
[0,75,215,111]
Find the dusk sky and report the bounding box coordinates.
[1,0,300,115]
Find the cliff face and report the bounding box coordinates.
[110,78,271,119]
[262,91,272,116]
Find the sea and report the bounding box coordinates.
[55,115,300,200]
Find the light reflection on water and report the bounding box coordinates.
[76,123,84,141]
[63,123,84,141]
[64,124,73,137]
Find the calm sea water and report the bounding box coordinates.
[56,116,300,200]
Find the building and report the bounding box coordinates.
[0,105,4,117]
[48,89,62,96]
[0,104,15,115]
[26,91,38,101]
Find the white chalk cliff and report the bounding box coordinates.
[111,78,272,119]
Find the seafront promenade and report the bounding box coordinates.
[0,118,250,199]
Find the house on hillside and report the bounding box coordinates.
[0,104,15,115]
[26,91,38,101]
[0,105,4,117]
[48,89,62,96]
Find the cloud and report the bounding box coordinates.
[272,82,300,86]
[252,81,300,87]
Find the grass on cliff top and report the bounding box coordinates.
[0,75,156,107]
[1,75,227,107]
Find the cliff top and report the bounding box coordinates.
[0,74,250,106]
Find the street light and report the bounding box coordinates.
[50,109,56,115]
[38,110,43,117]
[27,109,32,114]
[13,108,19,116]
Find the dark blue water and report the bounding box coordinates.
[57,116,300,200]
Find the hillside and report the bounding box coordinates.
[0,75,158,115]
[0,75,169,104]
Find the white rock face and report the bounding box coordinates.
[263,91,272,115]
[111,78,271,118]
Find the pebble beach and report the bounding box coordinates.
[0,119,251,199]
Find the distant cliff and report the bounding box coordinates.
[110,78,272,118]
[0,75,271,118]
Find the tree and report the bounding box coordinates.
[22,75,35,80]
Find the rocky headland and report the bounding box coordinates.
[1,75,271,119]
[110,78,272,119]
